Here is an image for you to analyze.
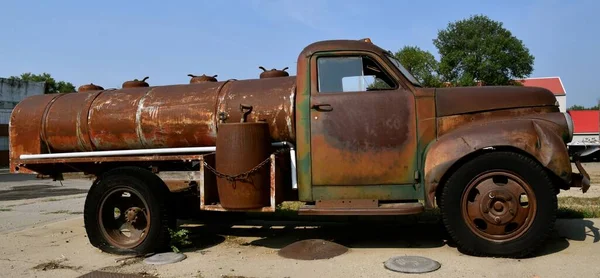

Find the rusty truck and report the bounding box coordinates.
[8,38,593,258]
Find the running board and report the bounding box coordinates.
[298,200,424,216]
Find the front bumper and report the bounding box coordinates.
[569,147,597,193]
[571,158,591,193]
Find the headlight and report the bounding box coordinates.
[563,112,574,142]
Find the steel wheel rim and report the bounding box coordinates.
[98,186,151,249]
[460,171,537,242]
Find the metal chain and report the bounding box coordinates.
[202,148,288,183]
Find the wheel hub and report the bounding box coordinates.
[125,207,143,225]
[480,190,518,225]
[98,188,151,249]
[461,171,537,242]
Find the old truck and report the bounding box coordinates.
[9,38,592,258]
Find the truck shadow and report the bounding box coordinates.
[177,213,599,258]
[0,185,88,201]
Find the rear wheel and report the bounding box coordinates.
[84,167,175,255]
[440,151,557,258]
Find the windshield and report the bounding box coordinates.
[385,54,422,87]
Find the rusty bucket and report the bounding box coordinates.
[215,115,271,209]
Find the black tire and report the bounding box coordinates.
[84,167,175,255]
[439,151,557,258]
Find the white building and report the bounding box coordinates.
[0,77,45,166]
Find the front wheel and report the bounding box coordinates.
[440,151,557,258]
[84,167,175,255]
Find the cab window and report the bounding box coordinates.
[317,56,396,93]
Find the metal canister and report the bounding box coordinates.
[215,105,271,209]
[188,74,218,84]
[259,66,289,78]
[122,77,149,88]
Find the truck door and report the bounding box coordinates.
[309,53,419,192]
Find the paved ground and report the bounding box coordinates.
[0,162,598,278]
[0,173,92,233]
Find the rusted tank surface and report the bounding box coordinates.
[122,77,150,88]
[10,76,296,154]
[77,83,104,92]
[259,66,289,78]
[215,122,271,209]
[188,74,218,83]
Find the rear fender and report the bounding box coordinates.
[423,118,571,208]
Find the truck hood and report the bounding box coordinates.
[435,86,558,117]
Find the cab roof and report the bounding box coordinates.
[299,38,390,58]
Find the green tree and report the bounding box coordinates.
[568,104,599,110]
[9,72,75,94]
[394,46,442,87]
[433,14,535,86]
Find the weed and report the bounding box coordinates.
[0,208,12,212]
[169,228,192,253]
[32,259,81,271]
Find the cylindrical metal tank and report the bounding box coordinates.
[11,76,296,153]
[215,122,271,209]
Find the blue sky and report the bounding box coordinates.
[1,0,598,107]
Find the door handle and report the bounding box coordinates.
[311,104,333,112]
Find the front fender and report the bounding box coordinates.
[423,118,571,208]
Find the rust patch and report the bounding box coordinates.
[424,116,572,208]
[437,106,559,137]
[435,86,559,117]
[310,90,418,186]
[9,94,61,173]
[217,77,296,141]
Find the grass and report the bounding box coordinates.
[557,196,600,218]
[0,208,12,212]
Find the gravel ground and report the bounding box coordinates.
[0,162,598,278]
